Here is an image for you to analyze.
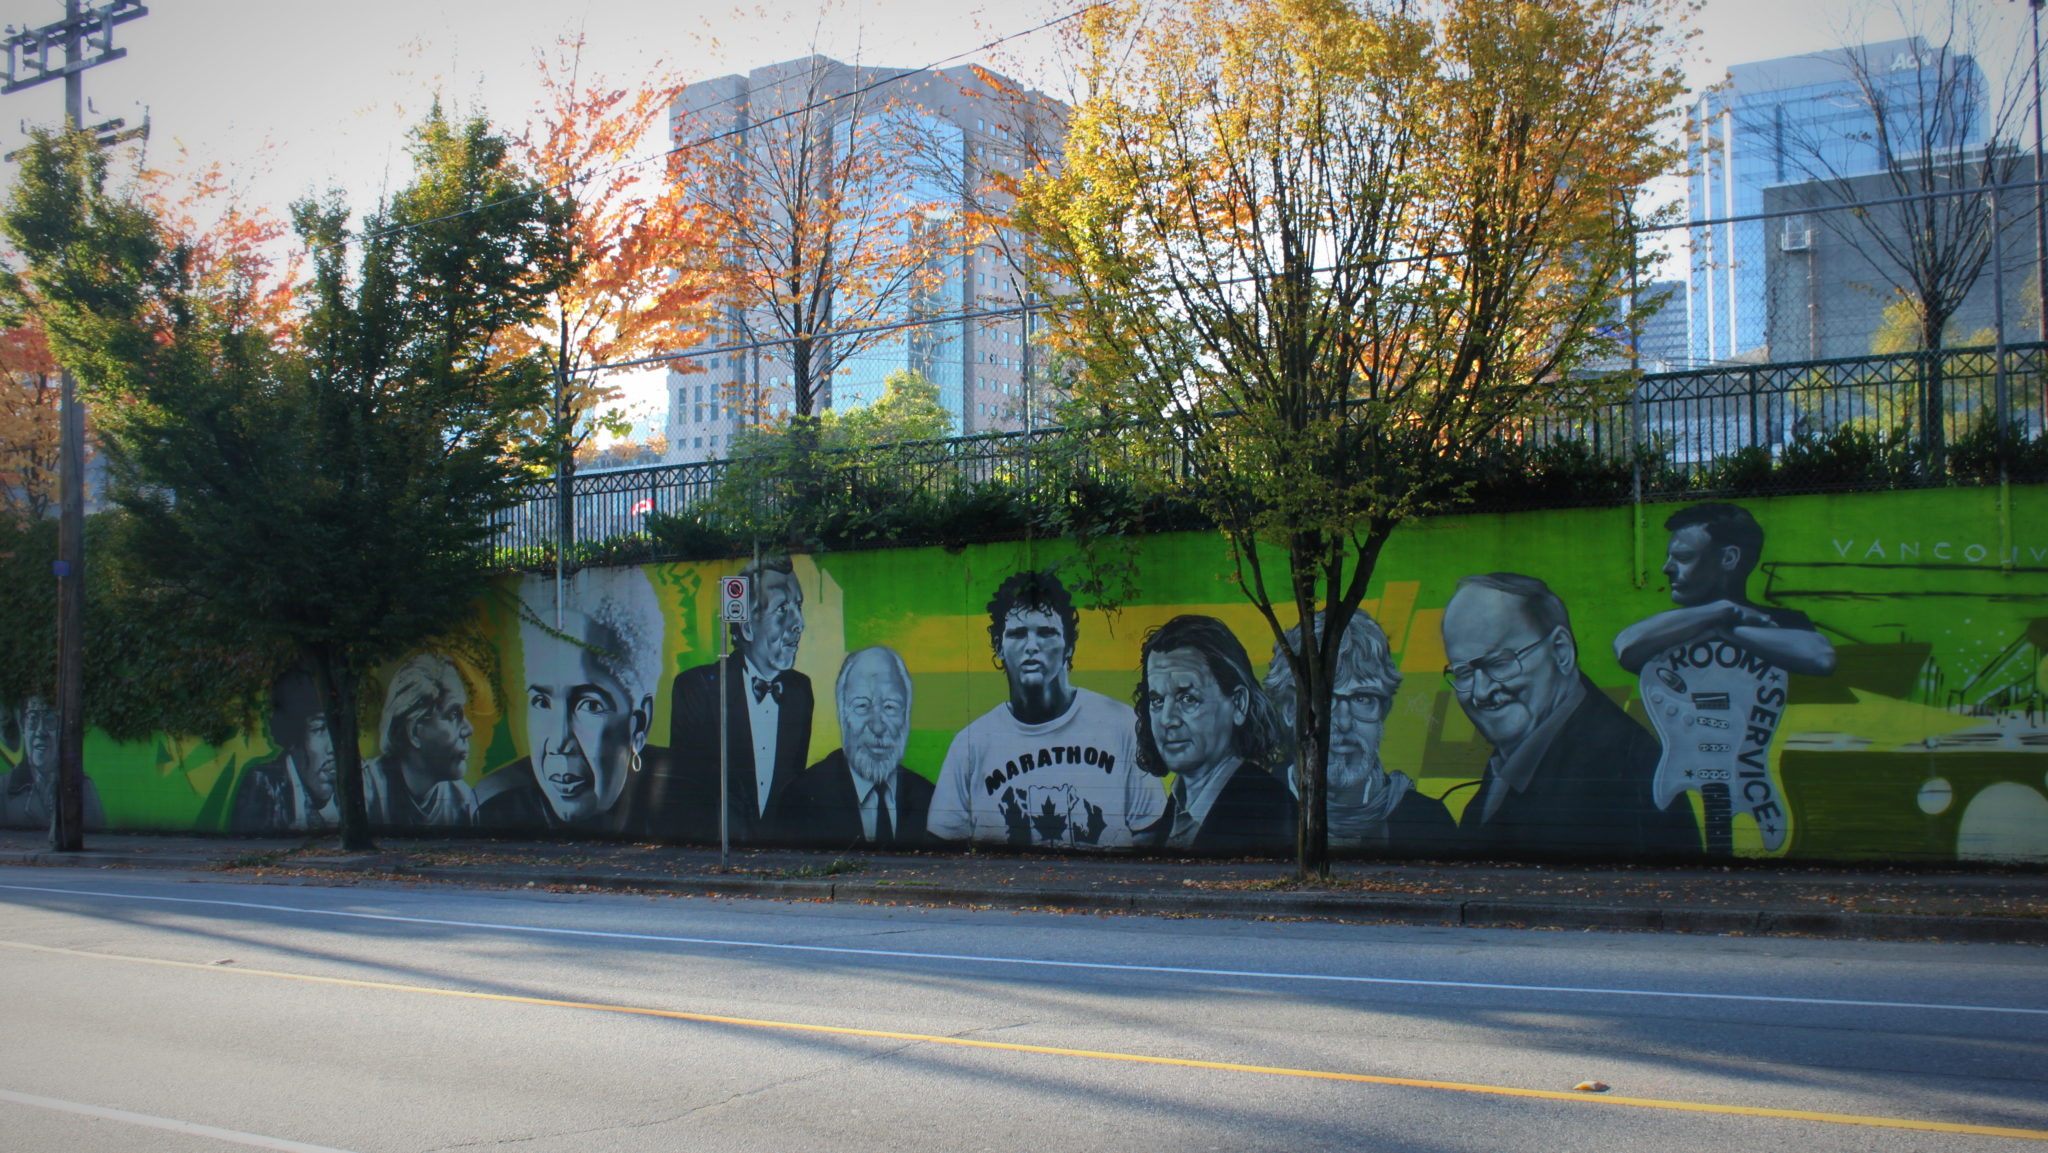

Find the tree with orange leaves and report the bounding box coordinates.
[0,324,62,522]
[506,37,716,545]
[138,158,300,341]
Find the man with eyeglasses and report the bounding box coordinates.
[1264,613,1454,853]
[1442,573,1698,857]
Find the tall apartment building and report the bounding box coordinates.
[665,57,1066,463]
[1685,37,1987,366]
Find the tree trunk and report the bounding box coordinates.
[308,644,375,852]
[1291,543,1334,881]
[1295,712,1331,880]
[554,363,575,567]
[1922,329,1946,478]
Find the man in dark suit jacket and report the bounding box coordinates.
[1137,615,1296,855]
[1444,573,1699,859]
[669,556,812,843]
[774,647,932,847]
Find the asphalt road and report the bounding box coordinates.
[0,865,2042,1152]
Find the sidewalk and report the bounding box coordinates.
[3,830,2044,944]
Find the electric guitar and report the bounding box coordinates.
[1638,635,1792,855]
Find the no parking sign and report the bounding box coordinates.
[721,575,750,623]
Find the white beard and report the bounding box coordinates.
[846,744,900,788]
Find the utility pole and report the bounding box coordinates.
[2030,0,2046,343]
[2,0,148,852]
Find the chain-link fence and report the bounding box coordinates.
[1638,171,2045,372]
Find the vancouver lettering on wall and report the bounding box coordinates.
[5,488,2044,865]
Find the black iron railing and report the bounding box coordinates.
[494,342,2048,566]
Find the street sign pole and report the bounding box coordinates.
[719,575,750,870]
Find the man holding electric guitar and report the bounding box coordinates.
[1614,502,1837,856]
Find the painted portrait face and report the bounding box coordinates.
[839,651,911,786]
[1000,607,1072,695]
[1326,679,1389,792]
[1663,523,1735,607]
[525,625,648,823]
[1442,585,1571,754]
[20,696,55,780]
[297,711,338,809]
[741,570,805,675]
[1144,647,1246,780]
[412,682,473,783]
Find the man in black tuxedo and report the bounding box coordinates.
[669,555,812,842]
[776,646,932,847]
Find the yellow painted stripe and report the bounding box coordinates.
[6,939,2045,1143]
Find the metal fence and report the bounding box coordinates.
[494,341,2048,567]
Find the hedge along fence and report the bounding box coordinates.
[493,341,2048,570]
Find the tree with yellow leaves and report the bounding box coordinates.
[1021,0,1689,875]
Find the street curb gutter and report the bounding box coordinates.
[4,850,2043,944]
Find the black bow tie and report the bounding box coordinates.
[751,676,783,703]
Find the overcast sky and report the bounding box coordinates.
[0,0,2032,427]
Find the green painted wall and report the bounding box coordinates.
[6,485,2044,862]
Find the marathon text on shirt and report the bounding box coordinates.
[983,744,1119,795]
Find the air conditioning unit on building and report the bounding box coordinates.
[1780,223,1812,252]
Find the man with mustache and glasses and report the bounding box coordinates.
[479,572,668,835]
[1441,573,1697,857]
[230,671,340,835]
[927,570,1163,848]
[775,647,932,847]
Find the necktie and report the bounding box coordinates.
[873,781,893,844]
[751,675,783,703]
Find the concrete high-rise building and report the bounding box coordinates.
[665,57,1066,463]
[1686,37,1987,366]
[1762,159,2038,362]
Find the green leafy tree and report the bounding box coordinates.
[2,111,567,850]
[819,368,955,448]
[1020,0,1687,875]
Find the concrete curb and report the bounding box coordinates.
[5,849,2043,944]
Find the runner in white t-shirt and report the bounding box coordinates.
[927,570,1165,847]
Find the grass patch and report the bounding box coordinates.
[775,855,868,880]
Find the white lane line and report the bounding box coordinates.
[3,881,2044,1018]
[0,1088,357,1152]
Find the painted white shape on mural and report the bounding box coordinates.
[1955,783,2048,863]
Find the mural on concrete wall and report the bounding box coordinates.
[926,570,1160,849]
[6,486,2046,864]
[0,695,102,831]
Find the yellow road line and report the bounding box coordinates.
[6,938,2045,1143]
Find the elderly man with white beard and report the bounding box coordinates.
[1265,613,1454,854]
[774,647,933,847]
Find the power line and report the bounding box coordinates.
[355,2,1106,246]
